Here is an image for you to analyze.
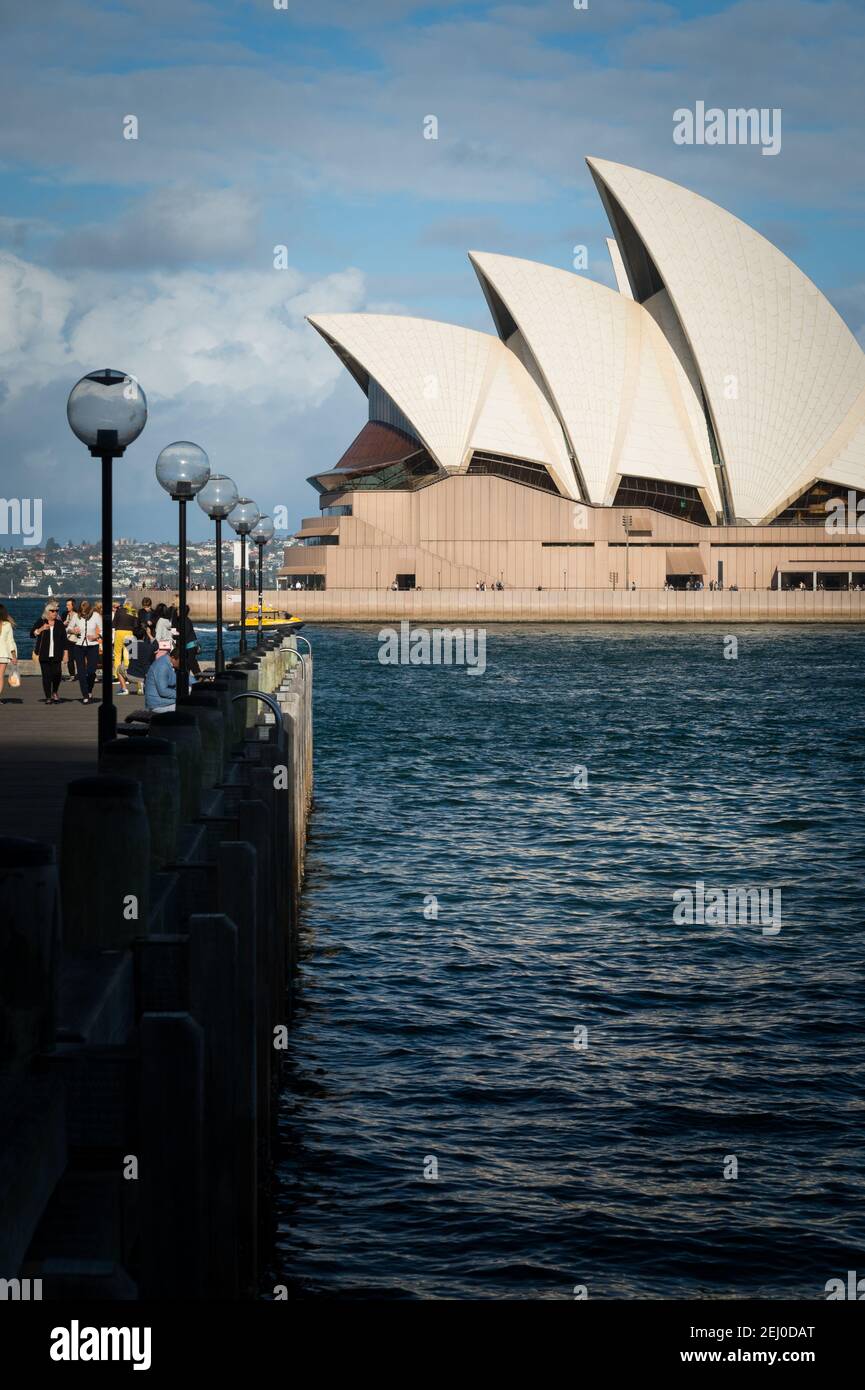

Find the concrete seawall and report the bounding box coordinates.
[133,587,865,624]
[0,635,312,1300]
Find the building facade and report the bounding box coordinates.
[279,158,865,599]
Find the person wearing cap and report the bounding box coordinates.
[144,640,180,713]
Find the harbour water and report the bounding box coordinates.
[274,623,864,1299]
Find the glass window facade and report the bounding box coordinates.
[613,474,711,524]
[340,450,442,491]
[771,480,865,526]
[279,574,325,591]
[467,452,560,495]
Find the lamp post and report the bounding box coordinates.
[250,515,275,645]
[228,499,260,653]
[622,512,633,589]
[155,442,211,699]
[197,474,238,673]
[67,369,147,748]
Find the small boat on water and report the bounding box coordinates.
[227,605,305,634]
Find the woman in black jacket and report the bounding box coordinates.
[30,602,70,703]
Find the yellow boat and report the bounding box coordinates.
[227,605,305,633]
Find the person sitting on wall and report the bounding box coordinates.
[128,632,157,695]
[145,641,180,713]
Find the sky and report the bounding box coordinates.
[0,0,863,545]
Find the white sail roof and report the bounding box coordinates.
[308,159,865,524]
[307,312,578,497]
[470,251,720,511]
[587,157,865,522]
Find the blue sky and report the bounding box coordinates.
[0,0,863,544]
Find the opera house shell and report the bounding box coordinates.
[280,158,865,598]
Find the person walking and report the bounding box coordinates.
[136,596,154,642]
[112,601,134,696]
[65,601,85,679]
[177,603,201,677]
[0,604,17,699]
[62,599,79,681]
[74,599,102,704]
[30,602,69,703]
[153,603,173,645]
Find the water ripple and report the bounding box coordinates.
[272,624,865,1299]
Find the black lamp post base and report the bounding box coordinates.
[98,699,118,748]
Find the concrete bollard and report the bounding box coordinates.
[280,690,303,914]
[193,679,234,740]
[210,670,248,744]
[188,913,239,1299]
[253,648,272,692]
[215,841,258,1297]
[248,764,285,936]
[176,695,225,786]
[0,838,61,1074]
[99,738,181,870]
[233,801,274,1178]
[139,1012,205,1299]
[228,660,259,729]
[148,711,203,823]
[61,778,150,951]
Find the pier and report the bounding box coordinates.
[159,586,865,625]
[0,636,312,1300]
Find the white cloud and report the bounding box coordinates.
[0,246,371,540]
[0,253,76,392]
[0,249,367,409]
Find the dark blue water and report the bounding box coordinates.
[274,623,865,1300]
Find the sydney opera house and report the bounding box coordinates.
[279,158,865,600]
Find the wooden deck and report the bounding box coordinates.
[0,672,107,847]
